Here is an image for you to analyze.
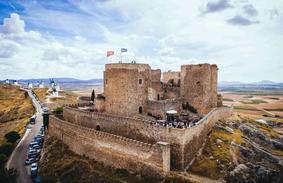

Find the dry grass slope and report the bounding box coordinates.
[0,84,35,145]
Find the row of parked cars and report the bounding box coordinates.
[25,125,45,182]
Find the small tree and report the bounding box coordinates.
[0,154,7,165]
[4,131,20,143]
[91,89,95,102]
[167,79,175,86]
[0,143,14,156]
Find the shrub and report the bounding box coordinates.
[0,154,7,165]
[5,131,20,143]
[0,168,18,183]
[0,143,14,156]
[53,106,63,115]
[115,168,129,177]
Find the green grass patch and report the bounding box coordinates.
[266,97,280,100]
[234,106,260,111]
[223,98,234,102]
[240,99,267,104]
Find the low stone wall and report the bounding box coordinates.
[62,106,232,170]
[48,116,171,175]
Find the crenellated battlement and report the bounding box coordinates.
[57,106,232,170]
[49,115,171,174]
[50,115,156,151]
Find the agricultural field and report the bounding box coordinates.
[221,91,283,131]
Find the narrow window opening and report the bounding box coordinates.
[96,125,101,131]
[139,106,143,114]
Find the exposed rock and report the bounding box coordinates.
[225,126,234,134]
[270,139,283,150]
[226,163,280,183]
[239,124,266,140]
[216,139,223,144]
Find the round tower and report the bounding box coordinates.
[180,64,218,114]
[104,63,151,116]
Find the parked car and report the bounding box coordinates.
[42,107,49,113]
[25,157,39,165]
[33,176,41,183]
[29,142,39,148]
[30,117,36,124]
[28,152,40,159]
[30,163,38,178]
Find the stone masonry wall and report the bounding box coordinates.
[180,64,218,114]
[151,69,161,82]
[104,63,151,116]
[48,115,171,174]
[146,99,182,119]
[162,71,180,85]
[63,106,232,170]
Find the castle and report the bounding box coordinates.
[48,62,232,176]
[97,63,222,117]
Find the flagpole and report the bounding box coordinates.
[120,50,123,63]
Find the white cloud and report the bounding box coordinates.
[0,39,20,58]
[0,0,283,82]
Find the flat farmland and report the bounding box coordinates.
[221,91,283,121]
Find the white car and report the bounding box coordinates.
[31,163,38,172]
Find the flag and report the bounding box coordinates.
[121,48,127,53]
[106,51,114,57]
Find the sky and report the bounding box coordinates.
[0,0,282,82]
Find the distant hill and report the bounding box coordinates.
[219,80,283,92]
[0,78,103,90]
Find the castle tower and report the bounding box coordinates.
[104,63,151,116]
[180,64,218,114]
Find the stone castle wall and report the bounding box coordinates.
[62,105,232,169]
[48,115,171,174]
[151,69,161,82]
[104,63,151,116]
[146,99,182,119]
[148,81,163,101]
[180,64,218,114]
[162,71,180,85]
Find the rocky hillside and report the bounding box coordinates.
[190,115,283,182]
[0,84,35,144]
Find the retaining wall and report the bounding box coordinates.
[48,116,171,175]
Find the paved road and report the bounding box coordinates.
[6,89,43,183]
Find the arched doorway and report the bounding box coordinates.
[96,125,101,131]
[139,106,143,114]
[157,94,160,100]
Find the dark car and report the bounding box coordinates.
[29,115,36,124]
[33,176,41,183]
[25,157,39,165]
[28,153,40,159]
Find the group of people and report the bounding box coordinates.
[151,118,201,129]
